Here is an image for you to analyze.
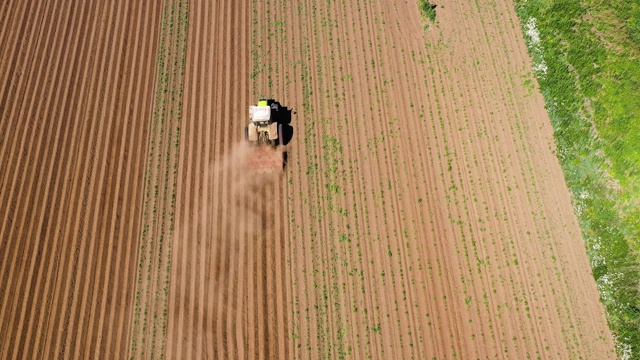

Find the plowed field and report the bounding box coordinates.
[0,0,616,359]
[0,1,161,358]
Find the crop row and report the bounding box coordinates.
[128,1,189,359]
[253,0,450,357]
[251,0,606,357]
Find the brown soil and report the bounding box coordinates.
[0,0,618,358]
[0,1,161,358]
[249,0,616,358]
[163,1,290,358]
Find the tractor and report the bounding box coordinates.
[245,98,284,146]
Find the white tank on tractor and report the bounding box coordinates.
[245,98,284,146]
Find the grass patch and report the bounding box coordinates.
[515,0,640,357]
[417,0,436,24]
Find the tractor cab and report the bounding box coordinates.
[245,98,282,146]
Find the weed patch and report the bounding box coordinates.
[516,1,640,357]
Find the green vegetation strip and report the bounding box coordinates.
[128,1,188,358]
[515,0,640,357]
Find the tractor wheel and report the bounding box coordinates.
[270,102,279,112]
[244,126,249,142]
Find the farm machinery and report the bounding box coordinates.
[245,98,284,146]
[243,98,287,171]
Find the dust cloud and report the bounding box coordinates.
[212,141,284,236]
[167,141,285,356]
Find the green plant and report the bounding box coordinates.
[515,0,640,356]
[417,0,436,23]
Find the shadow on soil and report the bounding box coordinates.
[271,100,295,169]
[272,100,295,146]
